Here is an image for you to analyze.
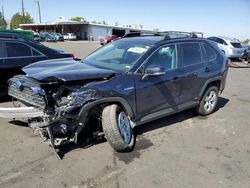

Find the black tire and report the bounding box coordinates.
[102,104,135,152]
[196,86,219,116]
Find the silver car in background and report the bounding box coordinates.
[207,36,245,59]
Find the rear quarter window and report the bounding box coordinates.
[29,42,58,55]
[179,43,202,67]
[203,43,217,61]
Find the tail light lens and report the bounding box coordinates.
[69,54,75,59]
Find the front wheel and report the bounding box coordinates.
[102,104,135,152]
[196,86,219,116]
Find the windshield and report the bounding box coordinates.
[83,40,151,72]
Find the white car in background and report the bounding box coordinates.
[207,36,245,59]
[64,33,77,40]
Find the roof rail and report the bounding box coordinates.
[160,31,203,40]
[123,32,162,38]
[123,31,204,41]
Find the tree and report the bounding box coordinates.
[70,17,85,22]
[10,12,33,29]
[153,28,160,32]
[0,12,7,29]
[91,21,97,24]
[243,39,250,44]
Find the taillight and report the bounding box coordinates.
[69,54,75,59]
[227,58,235,67]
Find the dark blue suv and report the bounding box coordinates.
[7,32,228,156]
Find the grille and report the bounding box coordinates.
[8,82,46,109]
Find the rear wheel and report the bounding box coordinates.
[196,86,219,116]
[102,104,135,152]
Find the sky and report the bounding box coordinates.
[2,0,250,40]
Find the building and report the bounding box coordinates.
[20,16,153,40]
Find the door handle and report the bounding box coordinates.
[171,77,179,82]
[204,67,211,72]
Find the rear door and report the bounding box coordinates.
[177,42,207,107]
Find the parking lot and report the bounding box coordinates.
[0,41,250,188]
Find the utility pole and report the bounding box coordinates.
[21,0,25,17]
[1,5,4,19]
[35,0,41,23]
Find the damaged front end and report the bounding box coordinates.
[7,75,108,158]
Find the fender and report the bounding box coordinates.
[199,76,222,98]
[77,97,135,125]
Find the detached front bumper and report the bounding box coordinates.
[0,106,44,119]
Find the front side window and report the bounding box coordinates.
[6,42,32,57]
[179,43,202,67]
[140,44,177,73]
[84,40,152,72]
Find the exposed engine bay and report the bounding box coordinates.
[7,74,110,159]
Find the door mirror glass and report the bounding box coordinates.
[143,65,165,80]
[145,64,165,75]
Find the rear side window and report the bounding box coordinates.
[231,43,242,48]
[179,43,202,67]
[0,42,4,58]
[217,38,227,45]
[6,42,32,57]
[203,43,217,61]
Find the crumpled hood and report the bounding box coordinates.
[22,58,115,82]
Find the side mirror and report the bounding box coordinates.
[142,65,165,80]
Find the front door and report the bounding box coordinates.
[135,44,182,122]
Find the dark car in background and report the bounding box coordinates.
[50,32,64,41]
[242,45,250,63]
[40,32,56,42]
[0,38,74,96]
[100,35,117,45]
[6,32,228,157]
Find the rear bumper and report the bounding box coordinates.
[220,68,228,93]
[228,51,244,58]
[68,37,77,40]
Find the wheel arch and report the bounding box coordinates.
[77,97,135,126]
[199,76,222,99]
